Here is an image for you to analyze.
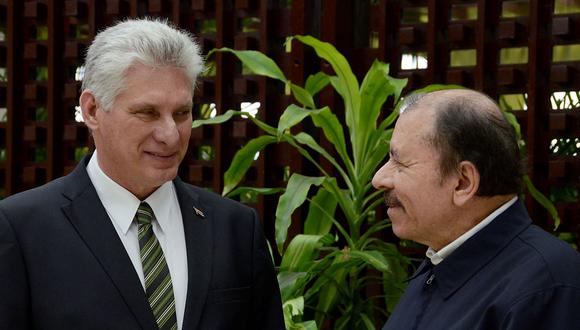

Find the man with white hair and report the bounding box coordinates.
[0,18,284,330]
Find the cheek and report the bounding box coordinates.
[398,180,438,212]
[179,124,192,142]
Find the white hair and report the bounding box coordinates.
[81,18,203,111]
[399,92,426,114]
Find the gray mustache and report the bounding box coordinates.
[384,191,402,208]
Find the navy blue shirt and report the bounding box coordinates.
[383,201,580,330]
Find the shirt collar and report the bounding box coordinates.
[143,181,176,235]
[431,199,532,300]
[426,196,518,265]
[86,150,175,235]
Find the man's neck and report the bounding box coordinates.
[430,194,517,252]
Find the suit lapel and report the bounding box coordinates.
[174,178,213,330]
[60,158,158,330]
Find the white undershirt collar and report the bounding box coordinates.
[86,150,174,235]
[426,196,518,266]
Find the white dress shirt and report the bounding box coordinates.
[426,197,518,265]
[86,151,188,329]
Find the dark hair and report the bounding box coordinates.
[433,94,524,195]
[403,90,525,196]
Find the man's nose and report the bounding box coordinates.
[154,117,180,145]
[372,161,394,190]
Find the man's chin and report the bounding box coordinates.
[387,209,409,238]
[391,223,411,241]
[387,205,404,218]
[145,168,179,185]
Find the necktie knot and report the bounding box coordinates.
[136,202,154,226]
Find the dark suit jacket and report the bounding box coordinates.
[0,156,284,329]
[383,200,580,330]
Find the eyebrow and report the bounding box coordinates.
[179,102,193,110]
[179,101,194,109]
[129,102,194,111]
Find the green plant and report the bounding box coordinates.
[503,111,562,229]
[193,35,563,329]
[193,35,411,329]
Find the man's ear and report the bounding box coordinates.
[452,160,480,206]
[79,90,100,131]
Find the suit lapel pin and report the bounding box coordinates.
[193,206,205,218]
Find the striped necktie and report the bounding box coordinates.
[135,202,178,330]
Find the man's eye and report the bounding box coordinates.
[174,110,192,118]
[389,158,407,171]
[134,110,157,118]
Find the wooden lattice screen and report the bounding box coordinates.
[1,0,579,249]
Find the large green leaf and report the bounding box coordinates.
[357,61,406,167]
[359,313,376,330]
[293,132,334,162]
[222,135,277,196]
[305,72,330,96]
[350,250,391,273]
[292,36,359,99]
[292,132,351,189]
[275,174,326,252]
[209,47,287,82]
[278,271,308,302]
[523,175,561,229]
[293,35,361,147]
[327,75,358,149]
[311,107,350,168]
[226,186,284,198]
[359,60,393,133]
[284,296,305,318]
[334,313,353,330]
[191,109,238,129]
[294,36,361,161]
[290,321,318,330]
[503,110,522,139]
[280,234,325,272]
[293,132,341,168]
[359,129,393,184]
[192,109,278,136]
[246,115,278,136]
[374,75,407,134]
[284,297,318,330]
[290,83,316,109]
[314,252,351,326]
[377,107,399,133]
[389,76,408,104]
[277,105,322,138]
[322,178,357,228]
[305,251,359,300]
[304,187,337,236]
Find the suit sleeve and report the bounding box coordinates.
[0,210,31,329]
[501,286,580,329]
[249,208,285,329]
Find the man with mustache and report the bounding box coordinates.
[0,18,284,329]
[373,89,580,329]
